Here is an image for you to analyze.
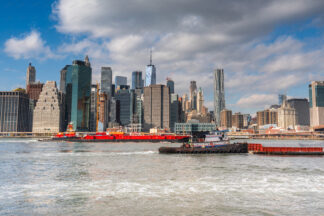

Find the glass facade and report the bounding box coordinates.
[0,92,31,132]
[175,123,216,134]
[64,60,92,131]
[309,82,324,108]
[115,89,132,126]
[115,76,127,87]
[145,65,156,87]
[167,79,175,94]
[101,67,112,96]
[132,71,142,89]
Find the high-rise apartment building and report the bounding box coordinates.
[143,84,170,130]
[220,109,232,129]
[132,71,143,90]
[287,98,310,126]
[213,68,225,126]
[232,112,244,129]
[0,91,31,132]
[26,63,36,87]
[309,81,324,127]
[145,50,156,87]
[101,67,112,97]
[257,109,278,127]
[32,81,64,133]
[63,56,92,131]
[167,78,175,94]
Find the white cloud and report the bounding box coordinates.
[236,94,277,109]
[50,0,324,113]
[4,31,58,60]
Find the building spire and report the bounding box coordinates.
[150,48,152,65]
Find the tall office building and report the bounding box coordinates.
[189,81,197,102]
[101,67,112,96]
[220,109,232,129]
[213,69,225,126]
[309,81,324,127]
[143,84,170,130]
[132,71,143,90]
[170,93,179,132]
[167,78,175,94]
[197,88,204,114]
[26,83,43,102]
[60,65,70,93]
[63,56,92,131]
[26,63,36,87]
[89,84,98,132]
[115,76,127,87]
[32,81,63,133]
[98,93,110,131]
[0,91,31,132]
[145,50,156,87]
[287,98,310,126]
[115,89,132,126]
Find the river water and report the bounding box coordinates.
[0,139,324,216]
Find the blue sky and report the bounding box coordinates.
[1,0,324,114]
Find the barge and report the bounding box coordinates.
[48,131,190,143]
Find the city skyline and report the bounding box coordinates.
[1,1,324,114]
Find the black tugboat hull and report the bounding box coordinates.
[159,143,248,154]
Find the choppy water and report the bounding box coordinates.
[0,139,324,216]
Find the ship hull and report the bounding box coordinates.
[159,143,248,154]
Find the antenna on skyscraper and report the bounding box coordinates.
[150,48,152,65]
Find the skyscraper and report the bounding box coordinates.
[64,56,92,131]
[167,78,175,94]
[26,63,36,87]
[0,91,31,132]
[213,68,225,126]
[101,67,112,97]
[145,50,156,87]
[287,98,310,126]
[309,81,324,127]
[115,89,132,126]
[60,65,70,93]
[132,71,143,90]
[115,76,127,87]
[143,84,170,130]
[189,81,197,101]
[89,84,98,132]
[197,88,204,114]
[170,93,179,132]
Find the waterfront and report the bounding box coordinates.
[0,139,324,216]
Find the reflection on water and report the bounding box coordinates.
[0,139,324,216]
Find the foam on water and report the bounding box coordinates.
[0,140,324,216]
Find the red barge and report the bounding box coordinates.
[52,131,190,143]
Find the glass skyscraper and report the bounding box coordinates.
[145,65,156,87]
[132,71,142,89]
[213,68,225,127]
[115,89,132,126]
[115,76,127,87]
[101,67,112,97]
[167,78,175,94]
[64,57,92,131]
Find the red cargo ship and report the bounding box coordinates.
[53,131,190,143]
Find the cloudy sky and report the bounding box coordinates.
[1,0,324,114]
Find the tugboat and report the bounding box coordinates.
[159,131,248,154]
